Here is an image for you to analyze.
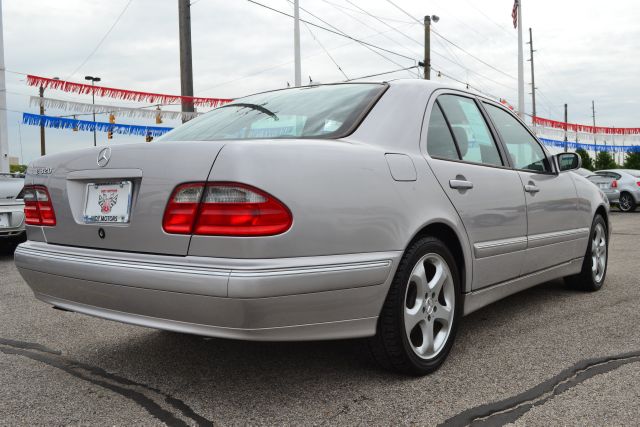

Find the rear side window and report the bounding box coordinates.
[427,103,459,160]
[484,103,550,172]
[437,95,503,166]
[160,84,386,141]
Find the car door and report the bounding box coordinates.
[482,102,587,274]
[423,93,527,290]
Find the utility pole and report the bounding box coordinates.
[39,86,46,155]
[37,77,59,156]
[422,15,439,79]
[424,16,431,79]
[527,27,536,120]
[85,76,100,147]
[0,0,9,173]
[293,0,301,87]
[592,100,596,147]
[516,0,525,119]
[564,103,568,152]
[178,0,194,121]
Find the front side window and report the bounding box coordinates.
[159,84,386,141]
[484,103,550,172]
[437,95,503,166]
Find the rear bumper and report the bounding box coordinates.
[602,189,620,204]
[0,202,25,239]
[15,241,400,341]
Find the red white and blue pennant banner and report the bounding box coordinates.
[534,116,640,136]
[27,75,233,108]
[29,96,201,121]
[22,113,173,137]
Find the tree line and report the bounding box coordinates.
[575,149,640,171]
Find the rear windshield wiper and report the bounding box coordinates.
[220,103,279,121]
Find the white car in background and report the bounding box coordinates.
[0,173,26,253]
[595,169,640,212]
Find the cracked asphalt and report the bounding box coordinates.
[1,211,639,426]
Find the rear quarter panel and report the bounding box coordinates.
[189,81,473,292]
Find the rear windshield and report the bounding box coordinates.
[160,83,386,141]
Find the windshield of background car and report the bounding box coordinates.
[160,84,386,141]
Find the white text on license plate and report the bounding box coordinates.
[83,181,132,223]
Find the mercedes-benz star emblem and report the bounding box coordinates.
[97,147,111,168]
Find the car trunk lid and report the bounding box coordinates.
[38,141,224,255]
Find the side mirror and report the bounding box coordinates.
[556,152,581,172]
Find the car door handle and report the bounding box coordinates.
[524,184,540,193]
[449,179,474,190]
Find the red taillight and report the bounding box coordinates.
[163,182,292,236]
[611,180,618,188]
[23,185,56,226]
[637,181,640,187]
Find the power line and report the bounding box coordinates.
[284,0,416,75]
[321,0,416,25]
[319,0,419,54]
[323,0,482,81]
[0,68,28,76]
[246,0,416,62]
[317,0,421,77]
[381,0,517,81]
[383,0,421,24]
[461,0,517,40]
[66,0,134,79]
[299,17,349,79]
[431,29,517,80]
[346,65,420,82]
[344,0,421,48]
[197,21,419,94]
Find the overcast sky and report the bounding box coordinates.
[2,0,639,163]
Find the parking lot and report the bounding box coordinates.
[0,211,639,426]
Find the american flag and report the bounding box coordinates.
[512,0,519,29]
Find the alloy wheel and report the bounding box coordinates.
[591,223,607,283]
[619,194,632,212]
[403,253,455,359]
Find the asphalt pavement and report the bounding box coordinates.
[1,211,639,426]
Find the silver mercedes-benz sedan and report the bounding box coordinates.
[15,81,610,375]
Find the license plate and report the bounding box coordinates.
[598,183,608,189]
[83,181,132,223]
[0,213,8,228]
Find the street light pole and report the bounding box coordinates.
[85,76,101,147]
[0,0,10,173]
[293,0,301,87]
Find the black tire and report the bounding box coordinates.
[565,214,608,292]
[368,236,462,376]
[618,192,637,212]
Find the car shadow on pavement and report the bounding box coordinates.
[2,275,610,424]
[92,278,576,383]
